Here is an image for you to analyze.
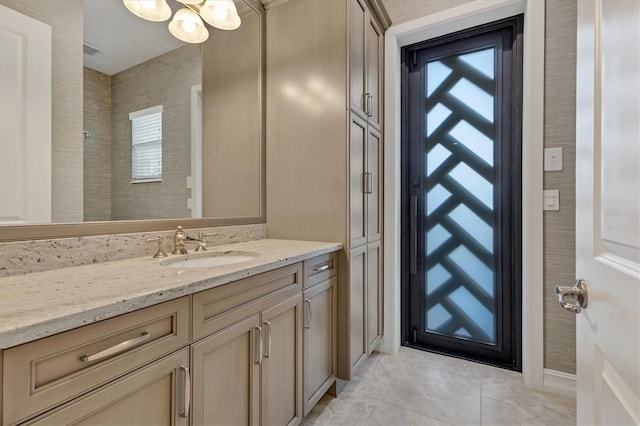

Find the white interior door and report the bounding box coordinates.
[575,0,640,424]
[0,4,51,224]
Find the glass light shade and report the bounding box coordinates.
[168,8,209,43]
[200,0,241,30]
[123,0,171,22]
[176,0,202,4]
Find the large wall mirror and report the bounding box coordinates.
[0,0,265,241]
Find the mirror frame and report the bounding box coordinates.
[0,0,266,243]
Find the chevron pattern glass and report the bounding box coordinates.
[424,46,497,345]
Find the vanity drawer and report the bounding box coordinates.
[193,262,302,340]
[303,252,338,289]
[2,297,189,426]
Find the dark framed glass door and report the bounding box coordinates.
[401,16,523,369]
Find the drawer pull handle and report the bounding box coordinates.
[179,365,191,418]
[313,264,330,273]
[304,299,312,329]
[263,321,272,358]
[79,332,150,363]
[253,326,262,365]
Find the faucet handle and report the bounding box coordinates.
[194,232,217,252]
[146,235,168,258]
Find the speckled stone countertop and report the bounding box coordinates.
[0,239,341,349]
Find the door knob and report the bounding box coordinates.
[554,279,588,314]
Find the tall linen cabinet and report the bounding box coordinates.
[265,0,389,380]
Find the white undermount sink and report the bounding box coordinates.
[161,251,259,268]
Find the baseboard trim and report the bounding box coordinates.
[543,368,576,397]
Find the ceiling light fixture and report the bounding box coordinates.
[123,0,241,44]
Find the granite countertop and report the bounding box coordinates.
[0,239,342,349]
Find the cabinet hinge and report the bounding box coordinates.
[412,328,417,344]
[412,51,417,67]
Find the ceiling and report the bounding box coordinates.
[379,0,472,25]
[83,0,186,76]
[83,0,259,76]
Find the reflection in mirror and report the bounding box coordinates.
[0,0,264,230]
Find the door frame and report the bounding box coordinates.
[190,84,202,218]
[382,0,546,390]
[401,16,524,369]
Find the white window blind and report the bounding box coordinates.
[130,105,163,181]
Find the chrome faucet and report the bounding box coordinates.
[172,226,206,254]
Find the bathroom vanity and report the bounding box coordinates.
[0,239,340,425]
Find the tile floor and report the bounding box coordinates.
[302,347,576,426]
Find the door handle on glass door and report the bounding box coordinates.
[410,196,418,274]
[554,279,588,314]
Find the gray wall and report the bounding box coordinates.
[543,0,577,374]
[83,67,112,222]
[382,0,578,374]
[111,44,202,220]
[0,0,84,223]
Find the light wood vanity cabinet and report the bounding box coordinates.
[347,241,382,373]
[2,297,190,426]
[1,255,340,425]
[266,0,388,381]
[302,253,338,415]
[350,112,382,249]
[191,293,304,426]
[191,263,304,426]
[348,0,384,377]
[24,349,190,426]
[191,314,261,426]
[350,0,383,130]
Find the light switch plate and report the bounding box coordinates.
[543,189,560,211]
[544,147,563,171]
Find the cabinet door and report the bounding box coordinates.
[191,315,261,426]
[26,349,189,426]
[348,246,368,374]
[365,13,383,129]
[366,241,383,354]
[349,0,367,116]
[366,125,382,243]
[303,277,337,415]
[261,294,303,426]
[350,112,368,249]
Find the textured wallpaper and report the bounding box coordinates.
[543,0,577,374]
[83,67,113,221]
[110,44,202,220]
